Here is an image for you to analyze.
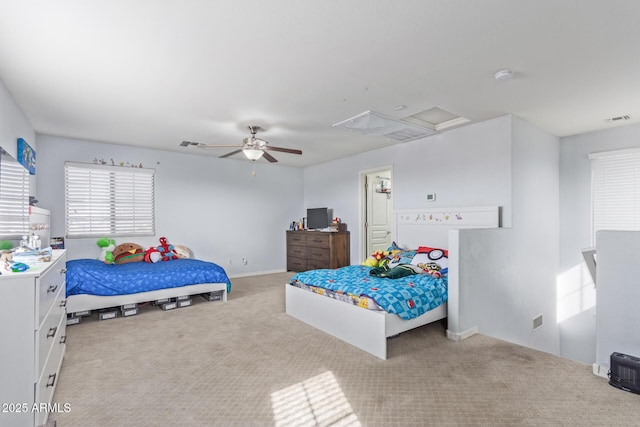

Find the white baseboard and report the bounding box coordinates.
[227,269,288,279]
[592,362,610,379]
[446,326,478,341]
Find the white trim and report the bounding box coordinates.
[228,268,286,278]
[588,147,640,159]
[446,326,478,341]
[592,362,610,379]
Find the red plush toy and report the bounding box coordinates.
[157,236,178,261]
[143,247,162,263]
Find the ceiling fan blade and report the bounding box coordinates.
[219,149,243,158]
[262,151,278,163]
[265,145,302,155]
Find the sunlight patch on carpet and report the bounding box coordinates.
[271,371,361,427]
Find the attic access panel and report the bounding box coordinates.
[333,110,437,142]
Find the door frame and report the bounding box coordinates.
[359,165,393,263]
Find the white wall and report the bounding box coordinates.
[304,115,513,264]
[0,79,37,195]
[451,117,560,355]
[594,231,640,375]
[304,115,561,354]
[559,122,640,363]
[35,135,304,276]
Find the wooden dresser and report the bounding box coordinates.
[0,250,67,427]
[286,230,350,272]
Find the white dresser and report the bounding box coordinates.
[0,250,67,427]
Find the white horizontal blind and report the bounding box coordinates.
[65,162,155,238]
[591,148,640,241]
[0,150,29,239]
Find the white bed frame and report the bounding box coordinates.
[66,282,228,314]
[285,206,499,359]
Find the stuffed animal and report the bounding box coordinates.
[362,250,387,267]
[143,247,162,263]
[97,238,116,264]
[113,243,145,264]
[157,236,178,261]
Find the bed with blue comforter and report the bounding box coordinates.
[65,258,231,315]
[67,258,231,297]
[290,265,447,320]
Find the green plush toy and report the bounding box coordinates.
[97,237,116,264]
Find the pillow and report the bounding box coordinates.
[410,246,448,275]
[385,242,416,268]
[173,245,193,259]
[113,243,145,264]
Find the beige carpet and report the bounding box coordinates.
[50,272,638,426]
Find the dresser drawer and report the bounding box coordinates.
[35,314,66,427]
[287,257,306,272]
[306,233,329,248]
[287,232,307,245]
[307,259,330,270]
[287,244,307,258]
[308,246,330,261]
[37,256,66,326]
[36,285,66,377]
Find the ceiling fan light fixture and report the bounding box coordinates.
[243,148,264,161]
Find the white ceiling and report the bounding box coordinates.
[1,1,639,167]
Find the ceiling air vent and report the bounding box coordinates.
[333,110,437,142]
[607,115,631,122]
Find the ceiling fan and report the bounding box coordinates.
[180,125,302,163]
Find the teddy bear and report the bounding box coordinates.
[97,238,116,264]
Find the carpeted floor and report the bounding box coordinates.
[50,272,638,426]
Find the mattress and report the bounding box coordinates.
[290,265,447,320]
[66,258,231,297]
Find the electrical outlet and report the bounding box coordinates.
[242,257,248,265]
[426,193,436,202]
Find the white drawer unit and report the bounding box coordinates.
[0,250,67,427]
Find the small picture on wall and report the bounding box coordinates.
[17,138,36,175]
[50,237,65,250]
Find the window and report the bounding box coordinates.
[590,148,640,241]
[65,162,155,238]
[0,148,29,239]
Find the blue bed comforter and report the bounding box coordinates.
[66,258,231,297]
[291,265,447,320]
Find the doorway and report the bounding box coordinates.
[360,167,393,260]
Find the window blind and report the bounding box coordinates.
[65,162,155,238]
[0,149,29,239]
[590,148,640,241]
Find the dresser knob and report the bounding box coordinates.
[60,300,67,307]
[59,268,67,274]
[47,284,58,293]
[46,326,58,338]
[46,373,57,388]
[60,335,67,344]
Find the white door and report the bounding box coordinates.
[364,170,392,255]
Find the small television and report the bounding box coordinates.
[306,207,329,230]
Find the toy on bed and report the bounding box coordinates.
[97,238,116,264]
[113,243,145,264]
[157,236,178,261]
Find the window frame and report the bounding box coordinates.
[590,147,640,243]
[64,162,155,239]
